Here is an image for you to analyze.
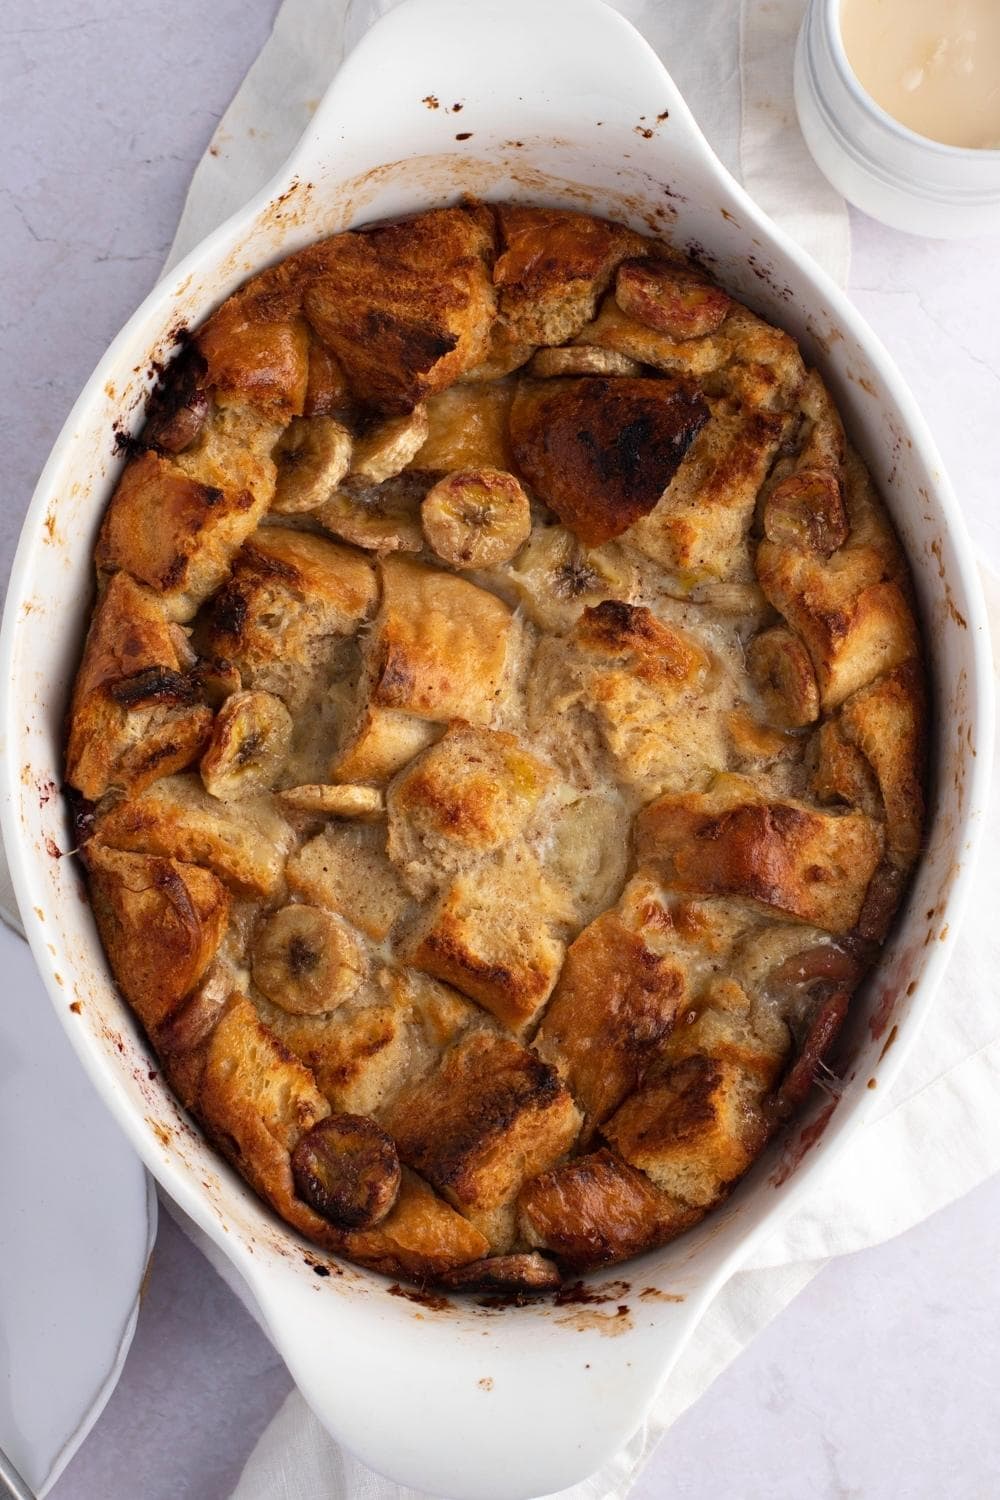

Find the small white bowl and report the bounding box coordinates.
[795,0,1000,237]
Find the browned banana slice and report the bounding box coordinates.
[276,784,384,820]
[615,259,732,339]
[199,689,292,799]
[350,407,430,484]
[251,903,366,1015]
[421,468,531,568]
[747,625,821,728]
[528,346,642,378]
[272,416,353,513]
[291,1114,401,1228]
[315,471,430,553]
[436,1252,561,1294]
[761,468,849,557]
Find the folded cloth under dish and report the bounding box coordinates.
[4,2,996,1498]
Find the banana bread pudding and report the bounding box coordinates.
[66,202,926,1295]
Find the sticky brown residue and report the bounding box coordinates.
[43,509,58,543]
[639,1286,686,1303]
[879,1023,899,1061]
[770,1097,838,1186]
[147,1118,172,1149]
[867,1077,877,1089]
[720,208,739,224]
[554,1279,630,1307]
[554,1306,633,1336]
[478,1376,494,1391]
[44,837,62,860]
[634,126,654,140]
[69,1000,82,1014]
[657,109,670,122]
[455,132,473,141]
[422,95,440,110]
[387,1282,453,1312]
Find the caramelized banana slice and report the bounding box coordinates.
[276,784,384,819]
[291,1114,401,1228]
[747,625,821,728]
[528,346,642,378]
[199,690,292,799]
[272,416,353,513]
[761,468,849,557]
[436,1252,561,1294]
[421,468,531,568]
[615,259,732,339]
[315,471,430,553]
[251,903,366,1015]
[350,407,430,484]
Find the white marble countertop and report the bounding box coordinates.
[5,2,1000,1497]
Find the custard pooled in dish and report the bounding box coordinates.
[66,202,926,1295]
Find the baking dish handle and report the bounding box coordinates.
[289,0,723,188]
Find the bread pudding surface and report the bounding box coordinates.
[66,202,925,1296]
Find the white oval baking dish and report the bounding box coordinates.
[1,2,992,1496]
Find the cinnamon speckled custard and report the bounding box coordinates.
[65,201,925,1296]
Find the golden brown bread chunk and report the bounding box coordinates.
[756,451,919,712]
[65,572,212,800]
[386,722,553,898]
[330,558,511,782]
[95,450,264,623]
[518,1147,696,1269]
[384,1031,581,1249]
[338,1168,490,1279]
[603,1052,768,1208]
[367,556,512,722]
[614,258,732,339]
[582,298,806,413]
[94,773,294,900]
[493,205,647,345]
[509,377,710,545]
[198,993,331,1226]
[625,404,791,581]
[260,965,478,1117]
[196,258,311,417]
[535,908,687,1145]
[638,773,884,934]
[401,851,569,1035]
[199,527,376,714]
[302,205,496,413]
[554,600,728,799]
[85,843,229,1033]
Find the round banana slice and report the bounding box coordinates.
[272,416,353,513]
[251,903,366,1015]
[615,259,732,340]
[200,689,292,799]
[291,1113,401,1228]
[747,625,820,728]
[528,346,642,378]
[421,468,531,569]
[504,523,639,630]
[762,467,848,557]
[315,470,431,553]
[276,784,384,820]
[349,406,429,484]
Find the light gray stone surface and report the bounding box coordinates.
[5,2,1000,1496]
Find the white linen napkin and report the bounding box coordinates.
[4,2,993,1497]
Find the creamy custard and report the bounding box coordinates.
[841,0,1000,149]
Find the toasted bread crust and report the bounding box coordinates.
[68,201,927,1291]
